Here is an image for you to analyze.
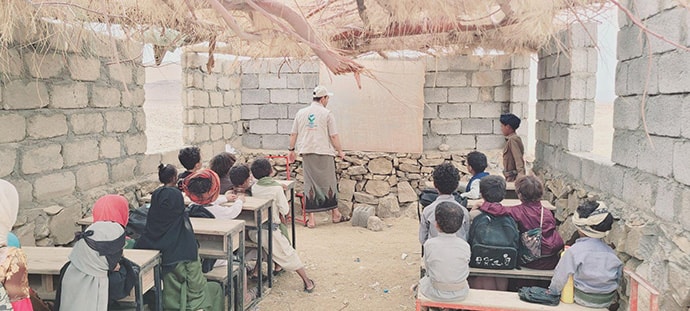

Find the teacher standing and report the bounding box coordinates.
[288,86,349,228]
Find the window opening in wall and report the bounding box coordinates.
[142,46,184,154]
[592,7,617,159]
[527,53,538,158]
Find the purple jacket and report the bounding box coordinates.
[480,200,564,270]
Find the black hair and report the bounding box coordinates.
[466,151,488,173]
[432,162,460,195]
[479,175,506,203]
[577,201,614,232]
[313,96,324,102]
[229,165,250,186]
[250,158,272,179]
[186,176,212,197]
[515,175,543,202]
[210,152,236,178]
[178,146,201,170]
[158,164,177,184]
[500,113,521,130]
[435,201,464,234]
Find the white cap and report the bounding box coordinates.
[313,85,333,98]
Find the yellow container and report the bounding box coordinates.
[560,245,574,303]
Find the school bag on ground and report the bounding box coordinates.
[468,212,520,269]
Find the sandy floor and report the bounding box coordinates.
[253,215,421,311]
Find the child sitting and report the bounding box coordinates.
[419,162,470,245]
[249,158,315,293]
[416,202,471,302]
[460,151,489,200]
[499,113,525,182]
[548,201,622,309]
[177,146,202,190]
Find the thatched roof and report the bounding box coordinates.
[1,0,610,75]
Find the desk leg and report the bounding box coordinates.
[268,205,273,288]
[154,262,162,311]
[238,229,245,311]
[290,188,296,248]
[256,210,263,298]
[227,233,233,311]
[135,267,144,311]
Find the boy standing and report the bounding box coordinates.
[249,158,316,293]
[177,146,202,190]
[417,202,471,302]
[548,201,622,308]
[460,151,489,200]
[419,162,470,244]
[499,113,525,182]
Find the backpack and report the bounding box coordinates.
[418,188,468,208]
[468,212,520,270]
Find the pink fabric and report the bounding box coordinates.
[92,195,129,227]
[11,297,33,311]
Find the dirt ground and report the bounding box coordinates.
[252,215,421,311]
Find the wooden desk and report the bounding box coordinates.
[466,199,556,211]
[276,179,297,248]
[229,196,274,296]
[469,267,554,281]
[140,193,193,205]
[24,246,162,311]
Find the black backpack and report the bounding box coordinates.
[468,212,520,270]
[418,188,468,208]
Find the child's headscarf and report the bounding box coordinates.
[92,195,129,227]
[572,201,613,238]
[182,169,220,205]
[0,179,19,247]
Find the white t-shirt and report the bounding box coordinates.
[291,102,338,156]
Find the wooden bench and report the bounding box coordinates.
[420,262,553,281]
[467,199,556,211]
[416,289,607,311]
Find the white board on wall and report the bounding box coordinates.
[319,58,425,153]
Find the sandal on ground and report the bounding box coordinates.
[272,267,285,276]
[305,216,315,228]
[332,215,351,224]
[304,279,316,293]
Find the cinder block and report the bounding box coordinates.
[432,72,468,87]
[203,74,218,90]
[511,86,529,103]
[659,51,690,94]
[611,130,641,168]
[621,170,656,210]
[551,76,567,100]
[270,89,299,104]
[111,158,138,182]
[0,147,16,178]
[564,125,593,152]
[108,63,133,84]
[623,56,659,96]
[21,144,63,174]
[136,153,162,176]
[0,114,26,143]
[241,74,259,89]
[430,119,461,135]
[104,111,132,133]
[469,103,501,118]
[471,70,504,87]
[569,23,597,49]
[287,73,318,89]
[535,121,551,144]
[423,103,438,119]
[184,125,210,144]
[241,89,269,104]
[653,178,680,222]
[260,104,288,119]
[49,83,89,109]
[644,95,683,137]
[242,134,262,149]
[613,96,641,130]
[288,104,307,118]
[27,114,67,139]
[124,133,147,155]
[352,204,376,228]
[217,107,232,123]
[68,55,101,81]
[210,124,224,141]
[494,86,510,102]
[25,52,63,79]
[202,108,218,124]
[617,25,644,61]
[76,163,109,190]
[0,49,23,76]
[445,135,476,150]
[673,140,690,186]
[121,88,145,108]
[580,154,611,189]
[424,56,450,71]
[223,90,240,106]
[63,139,99,167]
[297,89,312,103]
[439,104,470,119]
[249,120,277,134]
[647,7,684,53]
[461,119,493,134]
[3,81,49,110]
[241,104,260,120]
[475,135,505,150]
[99,137,121,159]
[561,151,583,180]
[423,135,443,150]
[509,102,527,119]
[263,134,289,149]
[222,124,235,138]
[424,88,447,103]
[277,120,294,134]
[568,74,596,100]
[510,69,528,87]
[511,55,531,69]
[447,87,479,103]
[209,92,223,108]
[447,55,481,71]
[258,74,287,89]
[34,172,75,200]
[91,86,121,108]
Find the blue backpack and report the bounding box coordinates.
[469,212,520,270]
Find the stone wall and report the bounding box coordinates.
[238,55,530,152]
[0,25,167,246]
[534,16,690,311]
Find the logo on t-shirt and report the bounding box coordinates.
[307,113,316,129]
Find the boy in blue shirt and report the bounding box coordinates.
[459,151,489,200]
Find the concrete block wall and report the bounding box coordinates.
[535,8,690,310]
[181,52,242,158]
[0,25,169,247]
[239,58,319,150]
[237,55,530,152]
[423,54,530,151]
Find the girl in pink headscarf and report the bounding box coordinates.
[0,179,33,310]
